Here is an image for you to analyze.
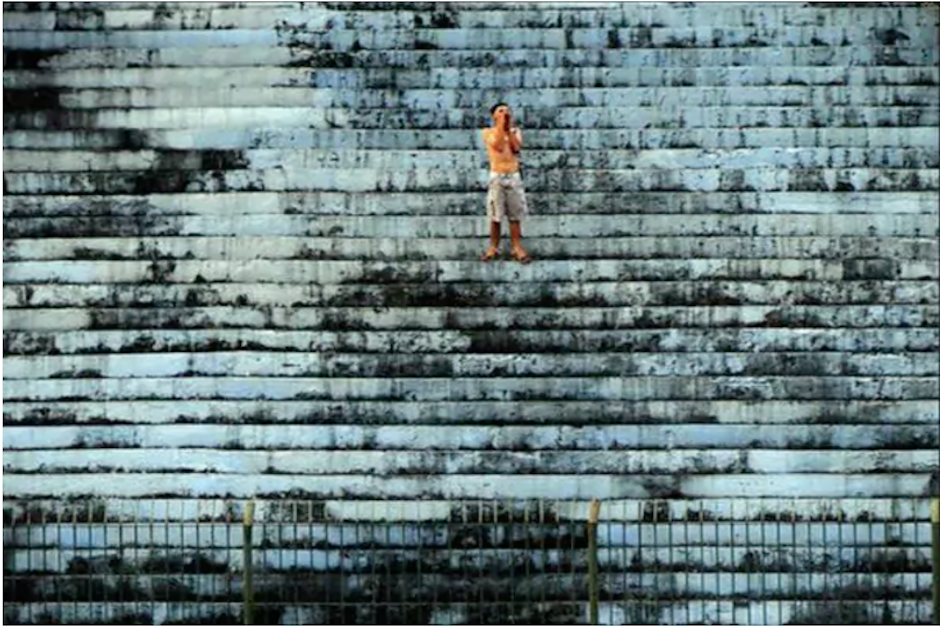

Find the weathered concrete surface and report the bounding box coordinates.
[7,126,940,150]
[6,238,939,262]
[7,67,939,89]
[6,258,938,284]
[4,423,939,451]
[7,191,939,215]
[3,1,938,623]
[7,147,940,172]
[5,352,939,379]
[4,305,938,333]
[5,399,937,426]
[5,449,939,475]
[11,47,939,71]
[5,327,937,356]
[2,599,933,626]
[5,213,938,237]
[1,473,934,499]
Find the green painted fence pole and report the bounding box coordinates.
[932,499,939,625]
[587,498,602,625]
[243,500,256,626]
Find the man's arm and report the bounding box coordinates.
[508,127,523,154]
[483,127,502,149]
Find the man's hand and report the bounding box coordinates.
[495,109,512,131]
[508,126,522,154]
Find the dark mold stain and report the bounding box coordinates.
[118,129,150,150]
[3,333,60,356]
[320,311,370,331]
[628,26,653,48]
[49,369,104,379]
[116,335,157,353]
[72,247,127,261]
[6,209,174,240]
[287,51,356,68]
[131,150,248,194]
[842,259,899,281]
[791,169,829,191]
[607,29,622,49]
[662,36,695,49]
[54,7,105,30]
[871,28,911,46]
[3,48,62,71]
[2,87,62,113]
[3,48,70,132]
[429,9,458,28]
[138,242,178,284]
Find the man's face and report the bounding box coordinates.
[493,105,511,125]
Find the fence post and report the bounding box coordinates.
[587,498,602,625]
[931,498,939,626]
[243,500,256,626]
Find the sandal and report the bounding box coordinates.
[511,248,532,264]
[480,247,500,262]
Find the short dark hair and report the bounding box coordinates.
[490,102,510,115]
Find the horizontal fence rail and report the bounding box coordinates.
[3,497,937,625]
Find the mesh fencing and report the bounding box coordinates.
[3,497,938,625]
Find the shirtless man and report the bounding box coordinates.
[481,103,532,263]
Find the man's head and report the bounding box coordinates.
[490,102,511,125]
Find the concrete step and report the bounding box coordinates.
[7,237,936,264]
[0,569,930,611]
[7,147,940,174]
[23,423,930,451]
[6,274,935,306]
[9,106,935,133]
[7,66,938,89]
[11,46,937,70]
[6,305,937,333]
[6,279,938,310]
[4,374,937,403]
[6,558,930,609]
[1,471,932,498]
[5,448,938,476]
[7,352,937,380]
[6,327,936,358]
[3,528,932,570]
[5,25,937,51]
[2,598,933,627]
[37,84,940,109]
[3,494,930,523]
[8,192,936,217]
[5,5,934,30]
[8,126,938,150]
[6,258,938,286]
[7,214,936,239]
[5,398,934,426]
[6,168,938,196]
[2,545,931,607]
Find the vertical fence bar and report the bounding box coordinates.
[587,498,602,625]
[243,500,255,626]
[931,498,939,626]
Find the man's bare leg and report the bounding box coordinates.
[481,220,501,261]
[509,220,531,263]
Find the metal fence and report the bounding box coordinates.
[4,497,939,625]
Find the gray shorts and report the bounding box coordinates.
[486,172,528,223]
